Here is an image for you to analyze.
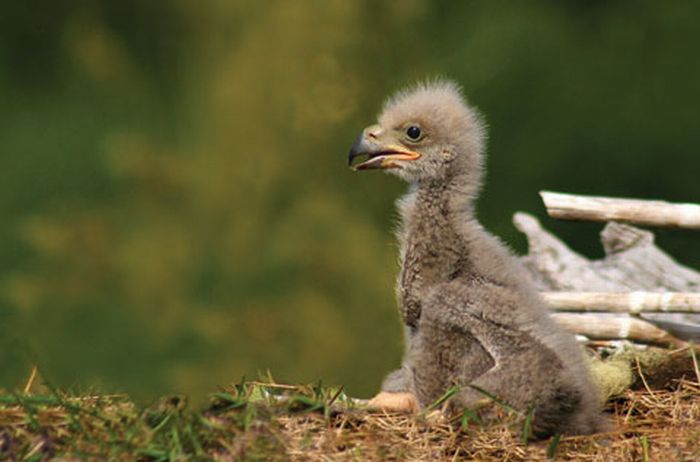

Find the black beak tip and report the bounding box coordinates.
[347,132,366,167]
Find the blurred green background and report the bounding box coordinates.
[1,1,699,401]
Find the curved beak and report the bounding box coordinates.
[348,131,421,171]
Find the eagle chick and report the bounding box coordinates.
[348,80,605,437]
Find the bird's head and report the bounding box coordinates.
[348,80,486,185]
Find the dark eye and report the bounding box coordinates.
[406,125,421,140]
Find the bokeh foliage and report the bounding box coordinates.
[1,0,699,400]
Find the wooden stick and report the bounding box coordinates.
[584,339,639,349]
[541,292,700,314]
[540,191,700,229]
[551,313,686,347]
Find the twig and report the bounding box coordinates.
[689,343,700,385]
[541,292,700,314]
[551,313,686,347]
[23,365,38,394]
[635,357,656,400]
[540,191,700,229]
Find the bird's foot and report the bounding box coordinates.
[367,391,420,414]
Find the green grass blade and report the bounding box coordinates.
[468,385,516,414]
[640,435,650,462]
[546,434,562,460]
[522,404,535,444]
[460,408,482,429]
[425,385,461,412]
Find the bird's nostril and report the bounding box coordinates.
[366,125,382,140]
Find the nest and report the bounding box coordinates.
[1,349,699,461]
[276,378,700,461]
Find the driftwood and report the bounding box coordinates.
[550,313,685,347]
[514,212,700,294]
[541,292,700,314]
[540,191,700,229]
[514,203,700,345]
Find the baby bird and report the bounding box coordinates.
[348,80,605,437]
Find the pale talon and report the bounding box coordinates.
[368,392,420,414]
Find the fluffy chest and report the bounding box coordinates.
[396,192,465,325]
[399,221,463,291]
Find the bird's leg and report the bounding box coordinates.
[420,294,585,437]
[408,309,495,410]
[456,321,568,413]
[418,284,569,415]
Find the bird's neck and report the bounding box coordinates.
[413,173,478,227]
[407,172,519,289]
[399,173,483,273]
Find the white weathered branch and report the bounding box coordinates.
[541,292,700,314]
[540,191,700,229]
[551,313,685,346]
[514,212,700,293]
[515,211,700,342]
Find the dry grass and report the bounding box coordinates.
[1,355,699,461]
[275,379,700,461]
